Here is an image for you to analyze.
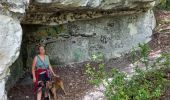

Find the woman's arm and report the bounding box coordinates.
[47,55,59,77]
[32,56,37,82]
[49,64,59,77]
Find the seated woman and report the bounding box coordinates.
[32,45,59,100]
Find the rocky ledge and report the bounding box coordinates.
[22,0,157,25]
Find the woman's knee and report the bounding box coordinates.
[37,88,42,94]
[46,81,50,88]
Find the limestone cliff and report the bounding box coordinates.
[0,0,157,100]
[23,0,156,25]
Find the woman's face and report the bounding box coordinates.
[39,46,45,54]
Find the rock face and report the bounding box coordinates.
[0,0,29,100]
[24,10,155,65]
[23,0,156,25]
[0,0,29,20]
[5,53,25,91]
[34,0,155,9]
[0,15,22,100]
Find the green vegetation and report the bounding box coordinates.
[156,0,170,10]
[85,43,170,100]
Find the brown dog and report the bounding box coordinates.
[48,76,66,100]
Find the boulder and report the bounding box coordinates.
[0,15,22,100]
[46,10,156,64]
[0,0,29,99]
[24,10,156,65]
[23,0,157,25]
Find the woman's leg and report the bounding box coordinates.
[44,81,49,100]
[37,88,42,100]
[37,73,44,100]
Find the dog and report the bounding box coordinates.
[48,76,66,100]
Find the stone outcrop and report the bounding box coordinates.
[0,15,22,100]
[0,0,29,20]
[34,0,156,10]
[23,0,156,25]
[24,10,155,65]
[0,0,29,100]
[0,0,157,100]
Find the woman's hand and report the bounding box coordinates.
[49,64,60,77]
[53,73,59,77]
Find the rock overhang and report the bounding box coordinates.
[33,0,156,10]
[21,0,157,25]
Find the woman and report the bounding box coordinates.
[32,45,59,100]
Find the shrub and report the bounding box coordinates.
[156,0,170,10]
[85,43,170,100]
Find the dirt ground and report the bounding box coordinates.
[7,54,134,100]
[8,10,170,100]
[8,64,93,100]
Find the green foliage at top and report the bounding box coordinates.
[85,43,170,100]
[156,0,170,10]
